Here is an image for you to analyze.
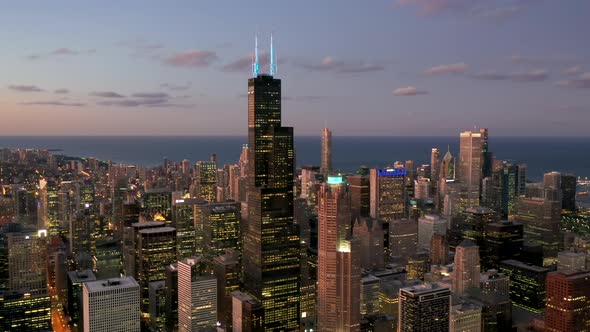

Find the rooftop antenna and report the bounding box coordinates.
[270,33,277,76]
[252,34,260,77]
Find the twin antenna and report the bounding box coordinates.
[252,34,277,77]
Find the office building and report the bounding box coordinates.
[39,178,59,235]
[213,250,241,331]
[458,129,487,208]
[450,302,481,332]
[561,173,577,211]
[483,220,523,270]
[453,240,481,294]
[499,260,549,313]
[461,206,498,249]
[203,201,241,260]
[389,218,418,259]
[232,291,264,332]
[545,270,590,332]
[349,175,370,218]
[178,256,217,332]
[479,269,509,297]
[557,251,587,271]
[321,127,332,175]
[143,188,173,221]
[418,214,447,250]
[0,290,51,331]
[399,283,451,332]
[172,198,205,260]
[370,168,406,223]
[67,269,96,329]
[431,148,440,185]
[353,216,384,270]
[195,157,218,203]
[242,64,301,330]
[83,277,141,332]
[361,275,381,316]
[148,281,167,331]
[165,263,179,332]
[431,233,449,265]
[7,230,47,295]
[490,161,526,218]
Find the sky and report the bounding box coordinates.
[1,0,589,136]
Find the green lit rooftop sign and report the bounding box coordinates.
[327,176,343,185]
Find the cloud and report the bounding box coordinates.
[163,50,218,67]
[296,56,385,73]
[557,72,590,89]
[160,82,191,91]
[26,48,95,60]
[131,92,170,99]
[20,101,85,107]
[396,0,531,20]
[510,69,548,82]
[90,91,126,98]
[54,89,69,94]
[424,63,468,75]
[471,69,548,82]
[564,66,583,76]
[97,98,192,108]
[392,86,428,96]
[8,85,43,92]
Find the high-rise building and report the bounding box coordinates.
[389,219,418,259]
[172,198,205,260]
[143,188,173,221]
[450,302,482,332]
[83,277,141,332]
[67,269,96,329]
[242,68,300,330]
[557,251,587,271]
[479,269,509,297]
[490,161,525,218]
[348,175,370,218]
[317,177,360,332]
[232,290,264,332]
[453,240,481,294]
[70,212,95,256]
[418,214,447,250]
[213,250,241,331]
[135,226,177,313]
[165,263,179,332]
[39,179,59,235]
[458,129,487,208]
[430,233,449,265]
[7,230,47,295]
[195,156,218,203]
[461,206,498,249]
[561,173,577,211]
[483,220,523,270]
[499,259,549,313]
[370,168,407,223]
[0,290,51,331]
[545,270,590,332]
[177,256,217,332]
[203,201,241,260]
[321,127,332,175]
[353,216,384,270]
[399,283,451,332]
[360,275,380,316]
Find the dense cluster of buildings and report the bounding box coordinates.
[1,50,590,332]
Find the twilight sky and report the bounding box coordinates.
[1,0,589,136]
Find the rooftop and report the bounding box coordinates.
[139,226,176,234]
[84,277,139,293]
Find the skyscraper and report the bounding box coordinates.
[232,290,265,332]
[561,173,577,211]
[499,259,549,314]
[545,270,590,332]
[431,147,440,187]
[203,201,241,260]
[418,214,447,250]
[348,175,370,218]
[82,277,141,332]
[353,216,384,270]
[321,127,332,175]
[195,156,218,202]
[453,240,481,294]
[242,52,300,330]
[458,129,487,208]
[370,168,406,255]
[483,220,523,270]
[399,283,451,332]
[7,230,47,295]
[177,256,217,332]
[389,218,418,259]
[317,177,360,332]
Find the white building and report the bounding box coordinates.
[178,256,217,332]
[557,251,587,271]
[82,277,140,332]
[418,214,447,250]
[450,302,482,332]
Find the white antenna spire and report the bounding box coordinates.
[270,33,277,76]
[252,34,260,77]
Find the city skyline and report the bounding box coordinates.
[1,1,590,136]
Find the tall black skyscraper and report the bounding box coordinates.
[242,38,301,331]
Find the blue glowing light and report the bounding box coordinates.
[327,176,344,185]
[377,168,407,177]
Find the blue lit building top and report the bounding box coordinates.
[377,168,407,177]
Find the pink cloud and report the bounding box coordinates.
[163,50,218,67]
[392,86,429,96]
[424,63,468,75]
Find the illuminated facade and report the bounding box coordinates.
[242,73,300,331]
[348,175,370,218]
[399,283,451,332]
[483,220,523,270]
[490,161,526,218]
[499,259,549,313]
[317,180,360,332]
[458,129,486,208]
[213,251,241,331]
[135,226,177,313]
[39,178,59,235]
[178,256,217,332]
[453,240,480,294]
[172,198,205,260]
[545,270,590,332]
[203,201,241,260]
[195,158,218,202]
[7,231,47,295]
[0,290,51,331]
[450,302,482,332]
[143,188,173,221]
